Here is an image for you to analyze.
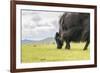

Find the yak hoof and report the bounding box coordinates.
[83,48,87,51]
[65,47,70,50]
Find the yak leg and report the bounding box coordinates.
[65,41,70,50]
[83,41,89,50]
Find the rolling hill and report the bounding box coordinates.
[22,37,55,44]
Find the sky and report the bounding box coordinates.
[22,10,64,41]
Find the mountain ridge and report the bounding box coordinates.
[22,37,55,44]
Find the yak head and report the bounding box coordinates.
[55,32,63,49]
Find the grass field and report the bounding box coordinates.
[22,43,90,63]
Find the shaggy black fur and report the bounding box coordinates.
[55,12,90,50]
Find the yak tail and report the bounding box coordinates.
[81,30,90,42]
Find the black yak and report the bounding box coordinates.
[55,12,90,50]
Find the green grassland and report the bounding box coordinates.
[22,43,90,63]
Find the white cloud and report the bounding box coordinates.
[22,10,64,40]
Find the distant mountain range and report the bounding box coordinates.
[22,37,55,44]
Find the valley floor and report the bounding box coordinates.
[21,43,90,63]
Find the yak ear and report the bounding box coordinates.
[55,32,60,37]
[55,32,60,39]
